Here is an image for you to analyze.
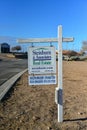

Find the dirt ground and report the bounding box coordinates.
[0,61,87,130]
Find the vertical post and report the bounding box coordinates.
[58,25,63,122]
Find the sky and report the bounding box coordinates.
[0,0,87,52]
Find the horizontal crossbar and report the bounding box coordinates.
[17,37,74,43]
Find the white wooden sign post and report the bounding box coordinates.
[17,25,74,122]
[58,25,63,122]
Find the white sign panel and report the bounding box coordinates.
[28,46,56,74]
[29,75,56,85]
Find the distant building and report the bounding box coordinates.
[0,43,10,53]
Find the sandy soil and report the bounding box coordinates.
[0,61,87,130]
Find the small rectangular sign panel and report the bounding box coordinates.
[29,75,56,85]
[28,46,56,74]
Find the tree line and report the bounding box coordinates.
[11,45,22,52]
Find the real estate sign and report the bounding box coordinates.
[28,46,56,74]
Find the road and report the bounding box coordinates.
[0,58,28,86]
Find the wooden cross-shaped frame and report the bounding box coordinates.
[17,25,74,122]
